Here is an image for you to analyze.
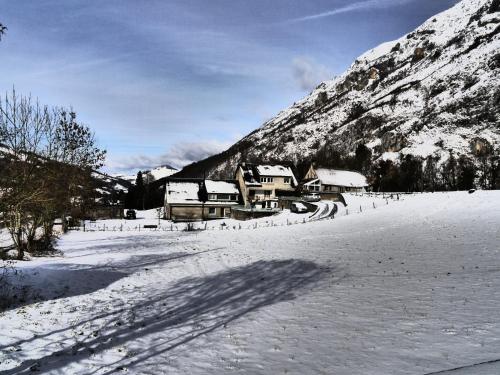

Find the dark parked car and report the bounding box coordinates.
[125,209,137,220]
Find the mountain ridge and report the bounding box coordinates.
[174,0,500,183]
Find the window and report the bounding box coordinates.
[208,207,216,216]
[224,208,231,217]
[260,177,274,183]
[284,177,291,184]
[209,193,237,201]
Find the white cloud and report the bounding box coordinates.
[285,0,415,23]
[292,57,332,92]
[106,139,232,173]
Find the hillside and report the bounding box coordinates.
[114,165,178,185]
[175,0,500,180]
[0,144,132,205]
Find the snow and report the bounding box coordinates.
[204,180,239,195]
[291,202,307,211]
[381,152,400,162]
[111,173,136,184]
[165,182,201,204]
[238,166,261,187]
[148,166,177,180]
[255,165,298,184]
[112,166,177,185]
[1,191,500,374]
[315,168,368,187]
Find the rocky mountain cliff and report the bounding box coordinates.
[176,0,500,180]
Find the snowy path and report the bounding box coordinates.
[1,191,500,374]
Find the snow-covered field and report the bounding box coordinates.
[1,191,500,374]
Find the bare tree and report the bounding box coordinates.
[0,91,54,258]
[0,89,106,259]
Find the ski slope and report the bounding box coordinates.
[1,191,500,374]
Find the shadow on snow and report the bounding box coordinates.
[1,249,219,312]
[2,259,332,374]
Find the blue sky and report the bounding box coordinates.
[0,0,458,173]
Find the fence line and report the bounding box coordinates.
[72,192,415,234]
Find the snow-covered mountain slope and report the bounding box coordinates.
[177,0,500,179]
[113,165,177,185]
[91,171,133,195]
[147,165,177,180]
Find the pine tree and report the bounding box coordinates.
[400,155,423,192]
[423,156,438,192]
[354,144,372,174]
[441,152,457,190]
[457,156,476,190]
[135,171,145,210]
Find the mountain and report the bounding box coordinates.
[175,0,500,181]
[146,165,178,180]
[113,165,177,185]
[91,171,133,200]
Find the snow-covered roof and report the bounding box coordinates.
[256,165,293,177]
[238,164,298,186]
[256,165,298,185]
[315,168,368,188]
[205,180,239,194]
[239,166,261,187]
[165,182,201,204]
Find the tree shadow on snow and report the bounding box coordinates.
[59,233,199,255]
[2,259,333,374]
[1,250,219,312]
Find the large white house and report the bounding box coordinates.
[235,163,298,208]
[303,165,369,193]
[164,179,240,221]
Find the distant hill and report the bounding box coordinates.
[146,165,178,180]
[114,165,178,185]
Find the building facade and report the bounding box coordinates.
[164,179,240,222]
[235,163,298,209]
[303,165,369,194]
